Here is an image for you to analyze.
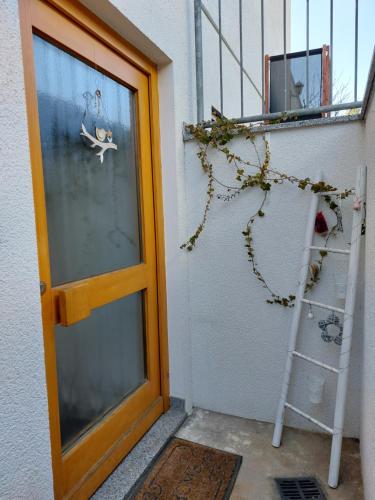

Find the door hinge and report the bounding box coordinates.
[40,280,47,296]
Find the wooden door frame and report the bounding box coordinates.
[19,0,170,497]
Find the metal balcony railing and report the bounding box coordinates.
[194,0,364,126]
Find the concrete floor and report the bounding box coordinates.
[176,409,363,500]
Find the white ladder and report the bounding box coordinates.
[272,165,366,489]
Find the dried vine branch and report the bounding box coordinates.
[180,144,214,251]
[181,118,352,306]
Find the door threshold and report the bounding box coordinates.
[91,400,186,499]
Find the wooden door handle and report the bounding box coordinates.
[58,282,91,326]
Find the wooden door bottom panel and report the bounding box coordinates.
[63,380,159,491]
[66,396,164,499]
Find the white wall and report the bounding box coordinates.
[0,1,54,498]
[184,120,365,437]
[361,89,375,499]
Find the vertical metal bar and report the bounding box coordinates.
[239,0,244,117]
[283,0,287,111]
[330,0,333,103]
[218,0,223,115]
[306,0,310,108]
[354,0,359,101]
[194,0,204,122]
[261,0,265,113]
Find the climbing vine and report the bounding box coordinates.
[181,117,352,307]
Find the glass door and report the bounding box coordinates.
[23,2,165,497]
[34,34,150,450]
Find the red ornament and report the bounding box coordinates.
[315,211,329,234]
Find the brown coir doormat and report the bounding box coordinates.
[125,437,242,500]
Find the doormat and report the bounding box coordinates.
[124,437,242,500]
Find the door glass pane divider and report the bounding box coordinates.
[52,263,150,325]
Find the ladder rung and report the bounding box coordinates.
[301,299,346,315]
[292,351,339,373]
[309,245,350,255]
[285,402,334,434]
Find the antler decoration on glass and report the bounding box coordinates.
[80,123,117,164]
[81,89,118,164]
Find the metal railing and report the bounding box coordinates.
[194,0,363,125]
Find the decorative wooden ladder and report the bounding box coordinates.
[272,165,366,488]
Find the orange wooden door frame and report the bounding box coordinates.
[264,54,270,114]
[19,1,169,498]
[321,44,330,106]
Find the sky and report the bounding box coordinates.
[291,0,375,102]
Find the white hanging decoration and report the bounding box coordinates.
[80,123,117,164]
[353,195,362,211]
[307,304,314,319]
[318,312,343,346]
[308,374,325,405]
[95,127,107,142]
[81,89,117,164]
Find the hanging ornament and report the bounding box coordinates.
[80,89,118,164]
[80,124,118,164]
[95,127,107,142]
[333,204,344,233]
[318,312,343,346]
[309,262,320,281]
[307,304,314,319]
[353,195,362,211]
[315,211,329,235]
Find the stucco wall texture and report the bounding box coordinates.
[362,90,375,500]
[0,1,53,499]
[184,121,365,438]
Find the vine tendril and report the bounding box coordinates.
[181,118,352,306]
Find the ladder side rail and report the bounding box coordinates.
[328,165,366,488]
[272,186,320,447]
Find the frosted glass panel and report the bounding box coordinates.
[55,293,146,449]
[33,35,141,285]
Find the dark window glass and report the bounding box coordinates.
[270,50,322,113]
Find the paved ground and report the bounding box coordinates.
[92,405,186,499]
[176,408,363,500]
